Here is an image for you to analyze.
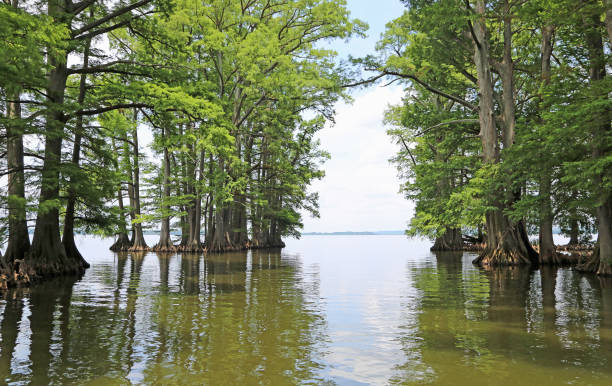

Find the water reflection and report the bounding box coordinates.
[392,250,612,385]
[0,249,328,384]
[2,238,612,384]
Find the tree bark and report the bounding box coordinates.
[431,228,463,251]
[2,93,31,265]
[62,31,92,268]
[605,0,612,46]
[128,112,148,251]
[153,129,175,252]
[579,6,612,275]
[470,0,538,266]
[568,216,580,245]
[27,0,86,279]
[110,138,131,251]
[184,150,205,252]
[538,24,559,265]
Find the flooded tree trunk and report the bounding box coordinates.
[62,35,91,268]
[1,0,29,283]
[110,186,131,251]
[538,25,559,265]
[470,0,537,266]
[431,228,463,251]
[578,9,612,275]
[185,150,205,252]
[2,93,30,267]
[110,137,131,251]
[128,117,148,252]
[153,140,175,252]
[27,0,87,279]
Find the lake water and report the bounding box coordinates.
[1,235,612,385]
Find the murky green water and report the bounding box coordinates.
[1,235,612,385]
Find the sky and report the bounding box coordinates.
[300,0,414,232]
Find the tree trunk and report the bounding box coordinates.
[605,0,612,46]
[431,228,463,251]
[1,0,29,270]
[568,217,580,245]
[128,115,148,251]
[62,33,91,268]
[153,131,175,252]
[2,93,31,267]
[470,0,537,266]
[579,7,612,275]
[185,150,205,252]
[2,0,30,269]
[538,25,559,265]
[110,139,131,251]
[27,0,86,279]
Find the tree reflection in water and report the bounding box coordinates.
[0,249,328,384]
[391,251,612,385]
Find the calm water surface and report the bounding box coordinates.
[1,235,612,385]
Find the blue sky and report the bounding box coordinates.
[301,0,415,233]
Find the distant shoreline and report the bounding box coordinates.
[301,231,405,236]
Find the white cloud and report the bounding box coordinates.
[303,85,415,232]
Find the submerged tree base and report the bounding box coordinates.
[176,242,205,253]
[575,245,612,276]
[110,233,131,252]
[0,255,87,290]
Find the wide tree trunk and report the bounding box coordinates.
[578,7,612,275]
[431,228,463,251]
[27,0,87,279]
[470,0,537,267]
[62,34,91,268]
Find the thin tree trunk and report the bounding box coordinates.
[110,138,131,251]
[538,24,559,265]
[62,31,92,268]
[3,93,31,266]
[153,128,175,252]
[128,112,148,251]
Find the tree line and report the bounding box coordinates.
[0,0,364,287]
[374,0,611,274]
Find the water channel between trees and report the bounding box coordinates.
[1,235,611,385]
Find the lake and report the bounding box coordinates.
[1,235,612,385]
